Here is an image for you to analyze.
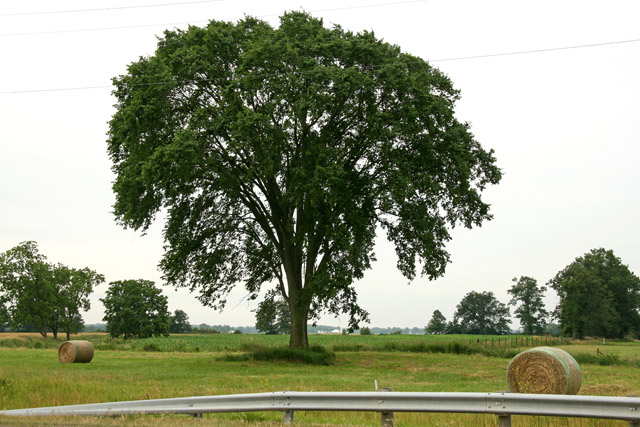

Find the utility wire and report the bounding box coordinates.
[0,20,207,37]
[0,0,223,17]
[0,0,430,37]
[431,38,640,62]
[1,37,638,95]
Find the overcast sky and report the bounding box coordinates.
[1,0,638,329]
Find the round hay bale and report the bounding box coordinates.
[507,346,581,394]
[58,340,94,363]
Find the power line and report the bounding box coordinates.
[0,85,112,94]
[0,0,223,17]
[0,20,207,37]
[0,0,430,37]
[0,37,638,95]
[430,38,640,62]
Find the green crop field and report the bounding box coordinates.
[0,333,638,426]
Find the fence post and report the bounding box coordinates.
[378,387,394,427]
[497,414,512,427]
[284,410,294,424]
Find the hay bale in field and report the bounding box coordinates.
[58,340,94,363]
[507,346,581,394]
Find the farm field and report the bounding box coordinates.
[0,333,638,426]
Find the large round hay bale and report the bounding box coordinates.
[507,346,581,394]
[58,340,94,363]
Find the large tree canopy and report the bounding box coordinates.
[549,248,640,339]
[107,12,501,348]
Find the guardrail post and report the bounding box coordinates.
[381,410,394,427]
[378,387,394,427]
[284,410,294,424]
[628,395,639,426]
[190,413,202,419]
[497,414,511,427]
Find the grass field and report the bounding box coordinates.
[0,333,638,426]
[0,332,570,353]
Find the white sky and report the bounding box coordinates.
[1,0,638,329]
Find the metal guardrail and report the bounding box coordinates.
[2,391,640,426]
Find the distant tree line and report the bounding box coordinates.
[0,241,195,340]
[5,242,637,340]
[425,248,640,339]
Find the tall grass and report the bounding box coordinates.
[222,345,336,365]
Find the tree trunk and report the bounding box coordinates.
[289,305,309,349]
[66,330,71,341]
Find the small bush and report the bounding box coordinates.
[331,344,365,352]
[143,343,161,352]
[222,346,336,365]
[573,353,621,366]
[221,353,251,362]
[239,342,266,352]
[252,346,335,365]
[360,327,372,336]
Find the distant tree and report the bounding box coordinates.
[0,242,102,339]
[0,298,8,332]
[101,280,170,339]
[453,291,510,335]
[254,292,291,335]
[360,326,372,335]
[446,320,462,334]
[0,242,55,337]
[544,323,561,337]
[106,12,502,349]
[425,309,448,334]
[508,276,548,335]
[50,264,104,340]
[549,248,640,338]
[65,315,85,338]
[169,309,192,334]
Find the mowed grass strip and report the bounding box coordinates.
[1,343,640,426]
